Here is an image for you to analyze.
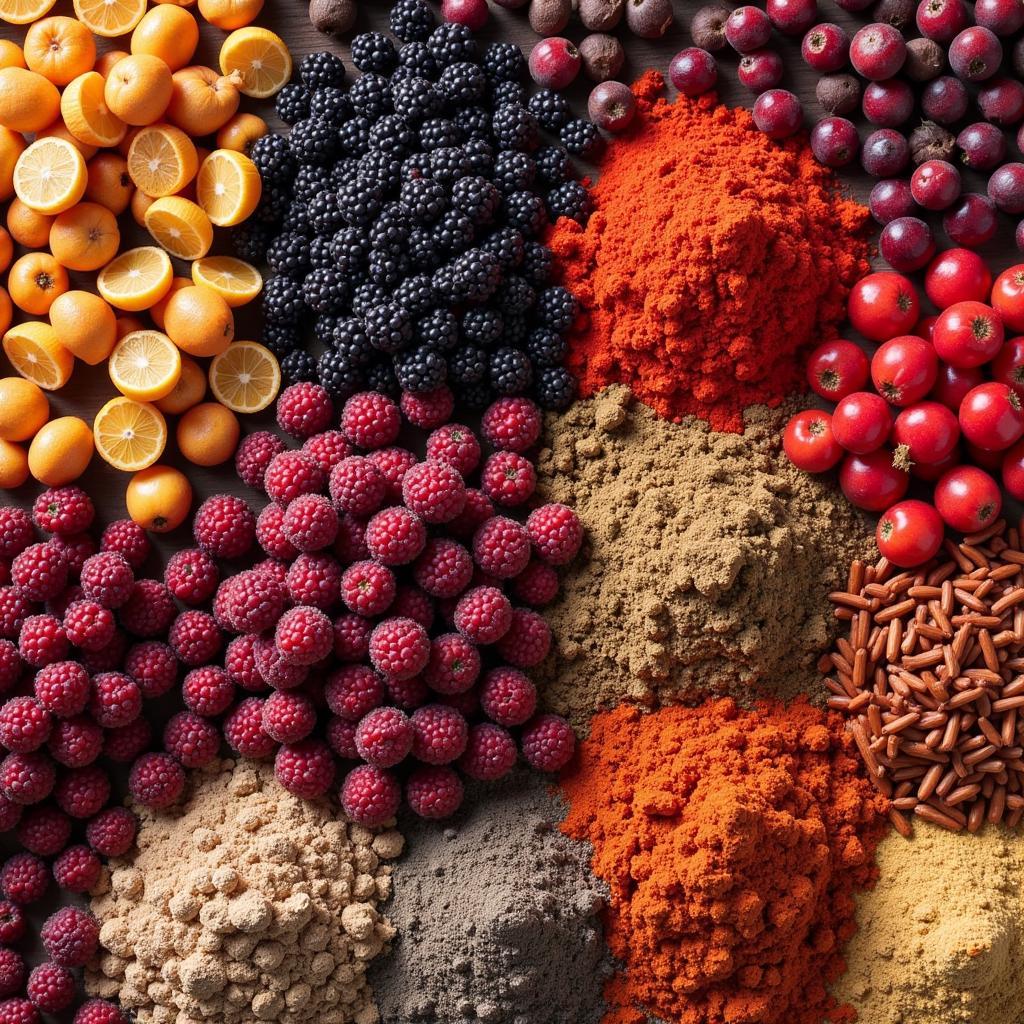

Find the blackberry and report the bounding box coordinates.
[535,366,577,411]
[261,321,301,357]
[250,134,294,184]
[489,347,532,395]
[369,253,410,289]
[392,77,443,123]
[313,313,339,345]
[303,268,348,314]
[338,179,383,228]
[528,89,571,132]
[332,227,370,270]
[492,104,539,152]
[448,344,487,384]
[449,248,502,303]
[451,175,500,225]
[535,145,573,187]
[266,232,310,275]
[394,344,448,392]
[560,118,604,159]
[349,74,392,120]
[492,82,527,109]
[365,302,413,354]
[482,42,525,83]
[427,23,478,66]
[293,164,331,202]
[333,318,375,366]
[276,84,310,126]
[352,282,389,317]
[502,314,529,348]
[535,286,578,333]
[308,191,346,235]
[352,31,398,73]
[288,117,338,166]
[338,116,372,157]
[319,349,364,398]
[390,0,435,42]
[438,62,487,104]
[409,229,442,271]
[308,235,335,270]
[309,87,352,125]
[262,275,305,324]
[281,349,318,385]
[365,117,412,159]
[358,150,403,189]
[503,191,548,237]
[231,221,273,262]
[299,51,347,91]
[419,117,460,151]
[254,181,290,224]
[492,150,535,194]
[546,181,592,224]
[481,226,525,272]
[331,158,360,189]
[460,380,494,409]
[521,241,552,285]
[398,40,439,78]
[432,210,475,254]
[390,65,417,84]
[402,151,432,179]
[462,307,504,347]
[416,308,459,350]
[526,326,566,367]
[462,138,494,177]
[392,274,436,317]
[497,275,535,317]
[453,104,491,141]
[401,178,447,224]
[369,205,411,255]
[428,146,469,185]
[366,360,400,396]
[281,199,311,235]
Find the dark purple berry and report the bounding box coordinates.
[988,162,1024,214]
[943,193,998,248]
[975,0,1024,35]
[911,159,962,210]
[861,128,910,177]
[957,122,1008,170]
[801,23,849,71]
[880,217,936,272]
[586,81,636,132]
[850,22,907,80]
[921,76,969,124]
[766,0,818,35]
[810,116,860,166]
[725,5,772,52]
[977,77,1024,125]
[862,78,914,126]
[948,26,1002,82]
[668,47,718,96]
[751,88,803,138]
[738,49,784,92]
[869,178,915,223]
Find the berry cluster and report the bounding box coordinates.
[239,0,587,412]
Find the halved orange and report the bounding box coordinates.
[108,329,181,402]
[93,396,166,472]
[61,71,127,148]
[2,321,73,391]
[126,123,197,198]
[191,255,261,306]
[0,0,56,26]
[96,245,173,311]
[144,195,212,260]
[74,0,145,37]
[209,340,279,413]
[196,148,260,227]
[12,138,87,215]
[218,27,290,99]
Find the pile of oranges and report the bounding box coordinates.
[0,0,291,530]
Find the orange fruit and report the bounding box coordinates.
[49,201,120,272]
[108,329,180,401]
[125,463,191,531]
[166,65,241,136]
[7,199,53,248]
[8,253,69,316]
[155,352,204,414]
[95,50,128,78]
[198,0,262,29]
[215,111,266,155]
[0,42,24,70]
[0,286,11,336]
[162,284,233,358]
[62,71,127,148]
[49,289,117,365]
[0,440,28,488]
[0,128,24,202]
[74,0,145,37]
[126,123,197,197]
[28,416,93,485]
[93,395,167,470]
[0,0,55,26]
[209,340,278,413]
[144,195,212,260]
[129,186,155,227]
[0,67,60,133]
[0,229,13,274]
[13,138,87,215]
[24,17,96,87]
[96,245,172,311]
[149,275,190,329]
[115,315,146,338]
[104,54,173,127]
[0,377,49,440]
[191,255,261,307]
[195,148,260,227]
[218,27,290,99]
[35,121,97,162]
[85,152,133,214]
[3,321,72,390]
[176,401,239,466]
[130,5,198,72]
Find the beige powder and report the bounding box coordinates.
[86,759,402,1024]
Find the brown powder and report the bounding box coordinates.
[535,385,874,728]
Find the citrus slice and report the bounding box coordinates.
[126,123,197,198]
[0,0,56,25]
[209,340,280,413]
[61,71,126,148]
[144,196,212,260]
[12,138,86,215]
[218,27,291,99]
[73,0,145,37]
[108,329,181,402]
[196,148,261,227]
[96,245,173,312]
[93,396,166,471]
[2,320,73,390]
[191,255,262,307]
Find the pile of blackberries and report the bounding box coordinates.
[235,0,600,412]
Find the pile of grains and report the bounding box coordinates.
[369,770,611,1024]
[87,759,401,1024]
[549,71,869,432]
[534,385,874,727]
[560,699,889,1024]
[835,822,1024,1024]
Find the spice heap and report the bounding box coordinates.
[834,822,1024,1024]
[533,385,874,727]
[549,70,869,432]
[368,771,611,1024]
[87,758,402,1024]
[560,699,889,1024]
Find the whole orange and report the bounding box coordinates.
[8,252,69,315]
[176,401,239,466]
[163,285,234,357]
[125,463,191,532]
[28,416,94,485]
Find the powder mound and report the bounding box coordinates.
[369,770,611,1024]
[560,699,889,1024]
[535,385,873,727]
[550,71,870,432]
[86,759,402,1024]
[834,822,1024,1024]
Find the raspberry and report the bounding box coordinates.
[367,447,418,502]
[256,503,299,560]
[49,533,96,578]
[264,450,324,505]
[128,752,184,809]
[286,553,343,609]
[325,665,385,721]
[471,517,531,580]
[340,764,400,825]
[480,667,537,726]
[79,552,134,609]
[99,520,150,570]
[329,456,387,517]
[55,765,110,819]
[41,907,99,967]
[0,641,21,694]
[424,633,481,694]
[224,635,266,692]
[392,586,435,629]
[400,386,454,429]
[365,507,427,566]
[413,539,472,599]
[103,718,152,764]
[341,392,401,450]
[261,691,316,743]
[63,601,115,653]
[48,716,103,768]
[12,544,67,603]
[520,713,575,772]
[0,752,55,805]
[183,665,235,717]
[0,562,8,587]
[0,999,39,1024]
[124,641,178,699]
[18,614,68,668]
[510,559,559,606]
[44,584,83,621]
[354,706,413,768]
[255,557,289,583]
[16,807,71,856]
[0,948,23,999]
[27,963,74,1012]
[326,716,358,759]
[401,460,466,524]
[277,381,335,438]
[118,580,175,637]
[224,697,276,759]
[0,901,25,944]
[0,589,33,641]
[275,606,333,667]
[235,430,287,491]
[253,637,308,690]
[89,672,141,729]
[168,610,223,667]
[405,764,463,819]
[0,697,50,753]
[0,796,18,831]
[454,586,512,645]
[74,1000,129,1024]
[369,617,430,681]
[384,673,429,710]
[214,570,287,634]
[32,487,94,536]
[85,806,138,857]
[274,739,334,798]
[79,629,127,674]
[526,503,583,566]
[410,704,468,764]
[193,495,256,560]
[459,722,517,781]
[481,396,542,453]
[481,451,537,507]
[0,509,33,559]
[164,548,219,605]
[499,607,552,666]
[334,513,370,562]
[302,430,352,472]
[1,853,48,903]
[164,711,220,768]
[425,424,481,477]
[52,844,101,893]
[333,613,372,662]
[284,493,339,551]
[341,560,396,617]
[447,488,495,541]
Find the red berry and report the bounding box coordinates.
[520,713,576,771]
[932,300,1004,367]
[129,752,184,809]
[124,641,177,699]
[89,672,141,729]
[495,608,551,668]
[400,387,454,429]
[669,46,718,96]
[333,613,372,662]
[329,456,387,517]
[12,543,67,603]
[27,963,74,1012]
[103,718,152,764]
[367,447,418,502]
[16,806,70,856]
[448,488,495,542]
[425,424,481,477]
[253,636,308,690]
[52,844,101,893]
[459,722,517,781]
[0,697,50,753]
[98,520,149,570]
[302,429,352,473]
[369,617,430,680]
[850,21,906,79]
[839,450,910,511]
[261,691,316,744]
[276,381,334,439]
[891,401,960,466]
[871,335,939,406]
[801,22,849,70]
[413,538,473,598]
[275,605,334,666]
[472,517,530,579]
[342,392,401,450]
[0,901,25,944]
[55,765,109,819]
[402,460,467,523]
[0,999,39,1024]
[0,947,24,999]
[40,907,99,967]
[340,764,400,825]
[355,706,414,768]
[63,600,115,652]
[384,673,429,710]
[85,806,137,857]
[32,487,94,536]
[0,751,55,806]
[214,569,287,634]
[877,499,945,567]
[480,451,536,507]
[848,271,920,341]
[284,493,339,552]
[224,697,276,759]
[193,495,256,560]
[511,559,559,606]
[182,665,234,717]
[286,553,343,610]
[118,579,176,637]
[424,633,480,695]
[33,661,88,718]
[528,36,580,88]
[49,532,96,579]
[264,451,325,506]
[325,665,385,722]
[960,382,1024,450]
[74,999,129,1024]
[934,464,1002,531]
[0,509,34,560]
[163,548,219,605]
[0,589,33,642]
[164,711,220,768]
[782,410,844,472]
[453,587,512,646]
[274,739,334,798]
[366,507,428,566]
[409,704,468,764]
[48,716,104,768]
[79,552,133,610]
[18,614,68,668]
[235,430,286,491]
[405,764,463,819]
[224,634,265,692]
[0,853,48,903]
[341,560,396,617]
[326,716,358,759]
[805,339,869,401]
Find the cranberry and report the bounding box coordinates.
[924,248,992,308]
[766,0,818,34]
[943,194,998,249]
[915,0,968,41]
[871,335,939,406]
[959,382,1024,450]
[848,271,920,341]
[861,128,910,177]
[801,23,849,70]
[839,450,910,510]
[833,391,893,452]
[441,0,488,28]
[932,300,1004,367]
[782,410,844,472]
[934,465,1002,531]
[921,76,969,124]
[976,0,1024,33]
[892,401,960,466]
[862,79,914,126]
[949,26,1003,81]
[738,49,784,91]
[850,22,907,80]
[528,38,581,90]
[725,6,772,52]
[988,163,1024,214]
[931,362,986,409]
[1002,437,1024,498]
[806,339,869,399]
[810,117,860,167]
[992,335,1024,394]
[668,47,718,96]
[991,264,1024,331]
[587,81,636,133]
[910,160,962,211]
[834,0,874,11]
[978,77,1024,125]
[879,217,935,272]
[869,178,914,224]
[957,122,1007,170]
[751,89,803,138]
[876,499,945,567]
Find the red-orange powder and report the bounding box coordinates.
[549,72,870,432]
